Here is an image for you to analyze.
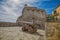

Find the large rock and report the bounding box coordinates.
[22,24,38,33]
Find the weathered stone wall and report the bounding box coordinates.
[0,22,18,27]
[45,22,60,40]
[16,5,46,30]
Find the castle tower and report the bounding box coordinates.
[24,4,28,7]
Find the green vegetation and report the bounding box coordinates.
[47,14,54,22]
[47,11,59,22]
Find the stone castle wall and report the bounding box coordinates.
[16,5,46,30]
[0,22,17,27]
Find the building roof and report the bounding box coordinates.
[56,4,60,9]
[53,4,60,11]
[52,4,60,15]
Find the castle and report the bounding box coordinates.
[16,4,46,30]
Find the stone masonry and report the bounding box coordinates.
[16,4,46,30]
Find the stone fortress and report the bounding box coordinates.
[16,4,46,30]
[0,4,46,30]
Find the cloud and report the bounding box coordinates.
[0,0,38,22]
[0,0,50,22]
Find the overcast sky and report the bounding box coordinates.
[0,0,60,22]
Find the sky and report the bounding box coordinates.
[0,0,60,22]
